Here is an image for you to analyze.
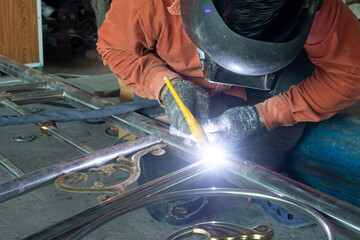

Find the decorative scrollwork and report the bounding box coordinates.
[166,222,274,240]
[55,143,166,202]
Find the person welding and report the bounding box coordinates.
[97,0,360,227]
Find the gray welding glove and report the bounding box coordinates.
[204,106,261,145]
[163,80,210,136]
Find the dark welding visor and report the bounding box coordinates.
[180,0,321,90]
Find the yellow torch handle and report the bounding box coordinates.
[164,76,208,143]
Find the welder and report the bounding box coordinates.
[97,0,360,226]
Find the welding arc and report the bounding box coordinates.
[0,99,159,126]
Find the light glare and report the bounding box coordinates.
[200,145,227,167]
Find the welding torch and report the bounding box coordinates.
[164,76,209,144]
[164,77,229,166]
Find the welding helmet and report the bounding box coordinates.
[180,0,322,90]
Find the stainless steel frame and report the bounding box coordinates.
[0,54,359,239]
[76,188,336,240]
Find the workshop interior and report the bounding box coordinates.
[0,0,359,239]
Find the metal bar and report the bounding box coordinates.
[0,54,359,236]
[0,55,108,110]
[0,54,201,156]
[0,153,25,178]
[2,99,94,154]
[104,113,193,155]
[0,82,47,92]
[23,161,213,239]
[224,160,360,235]
[0,90,63,104]
[46,126,94,154]
[103,112,360,235]
[76,115,360,237]
[68,189,335,240]
[2,98,42,116]
[0,134,162,203]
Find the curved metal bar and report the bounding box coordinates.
[0,54,358,237]
[0,134,162,203]
[68,188,335,240]
[23,161,213,240]
[54,144,167,202]
[223,160,360,235]
[20,161,337,240]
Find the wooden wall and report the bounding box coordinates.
[0,0,40,64]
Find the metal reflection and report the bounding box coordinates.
[0,55,357,239]
[166,222,274,240]
[60,188,334,240]
[40,120,57,136]
[54,144,166,201]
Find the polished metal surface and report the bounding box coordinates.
[0,82,47,92]
[0,54,359,238]
[3,99,94,154]
[55,143,166,202]
[103,111,360,237]
[150,189,335,240]
[0,90,63,104]
[0,153,25,178]
[0,134,162,202]
[24,161,213,239]
[224,160,360,235]
[31,188,334,240]
[166,222,274,240]
[40,120,57,136]
[40,121,95,154]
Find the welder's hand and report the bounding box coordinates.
[163,80,210,135]
[204,106,261,145]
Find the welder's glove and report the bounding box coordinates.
[204,106,261,145]
[163,80,210,136]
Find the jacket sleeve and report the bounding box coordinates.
[256,0,360,130]
[96,0,180,99]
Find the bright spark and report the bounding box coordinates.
[200,145,228,167]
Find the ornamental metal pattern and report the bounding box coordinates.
[54,144,166,202]
[166,222,274,240]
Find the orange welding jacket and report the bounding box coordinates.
[97,0,360,130]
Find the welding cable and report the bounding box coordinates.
[0,99,159,126]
